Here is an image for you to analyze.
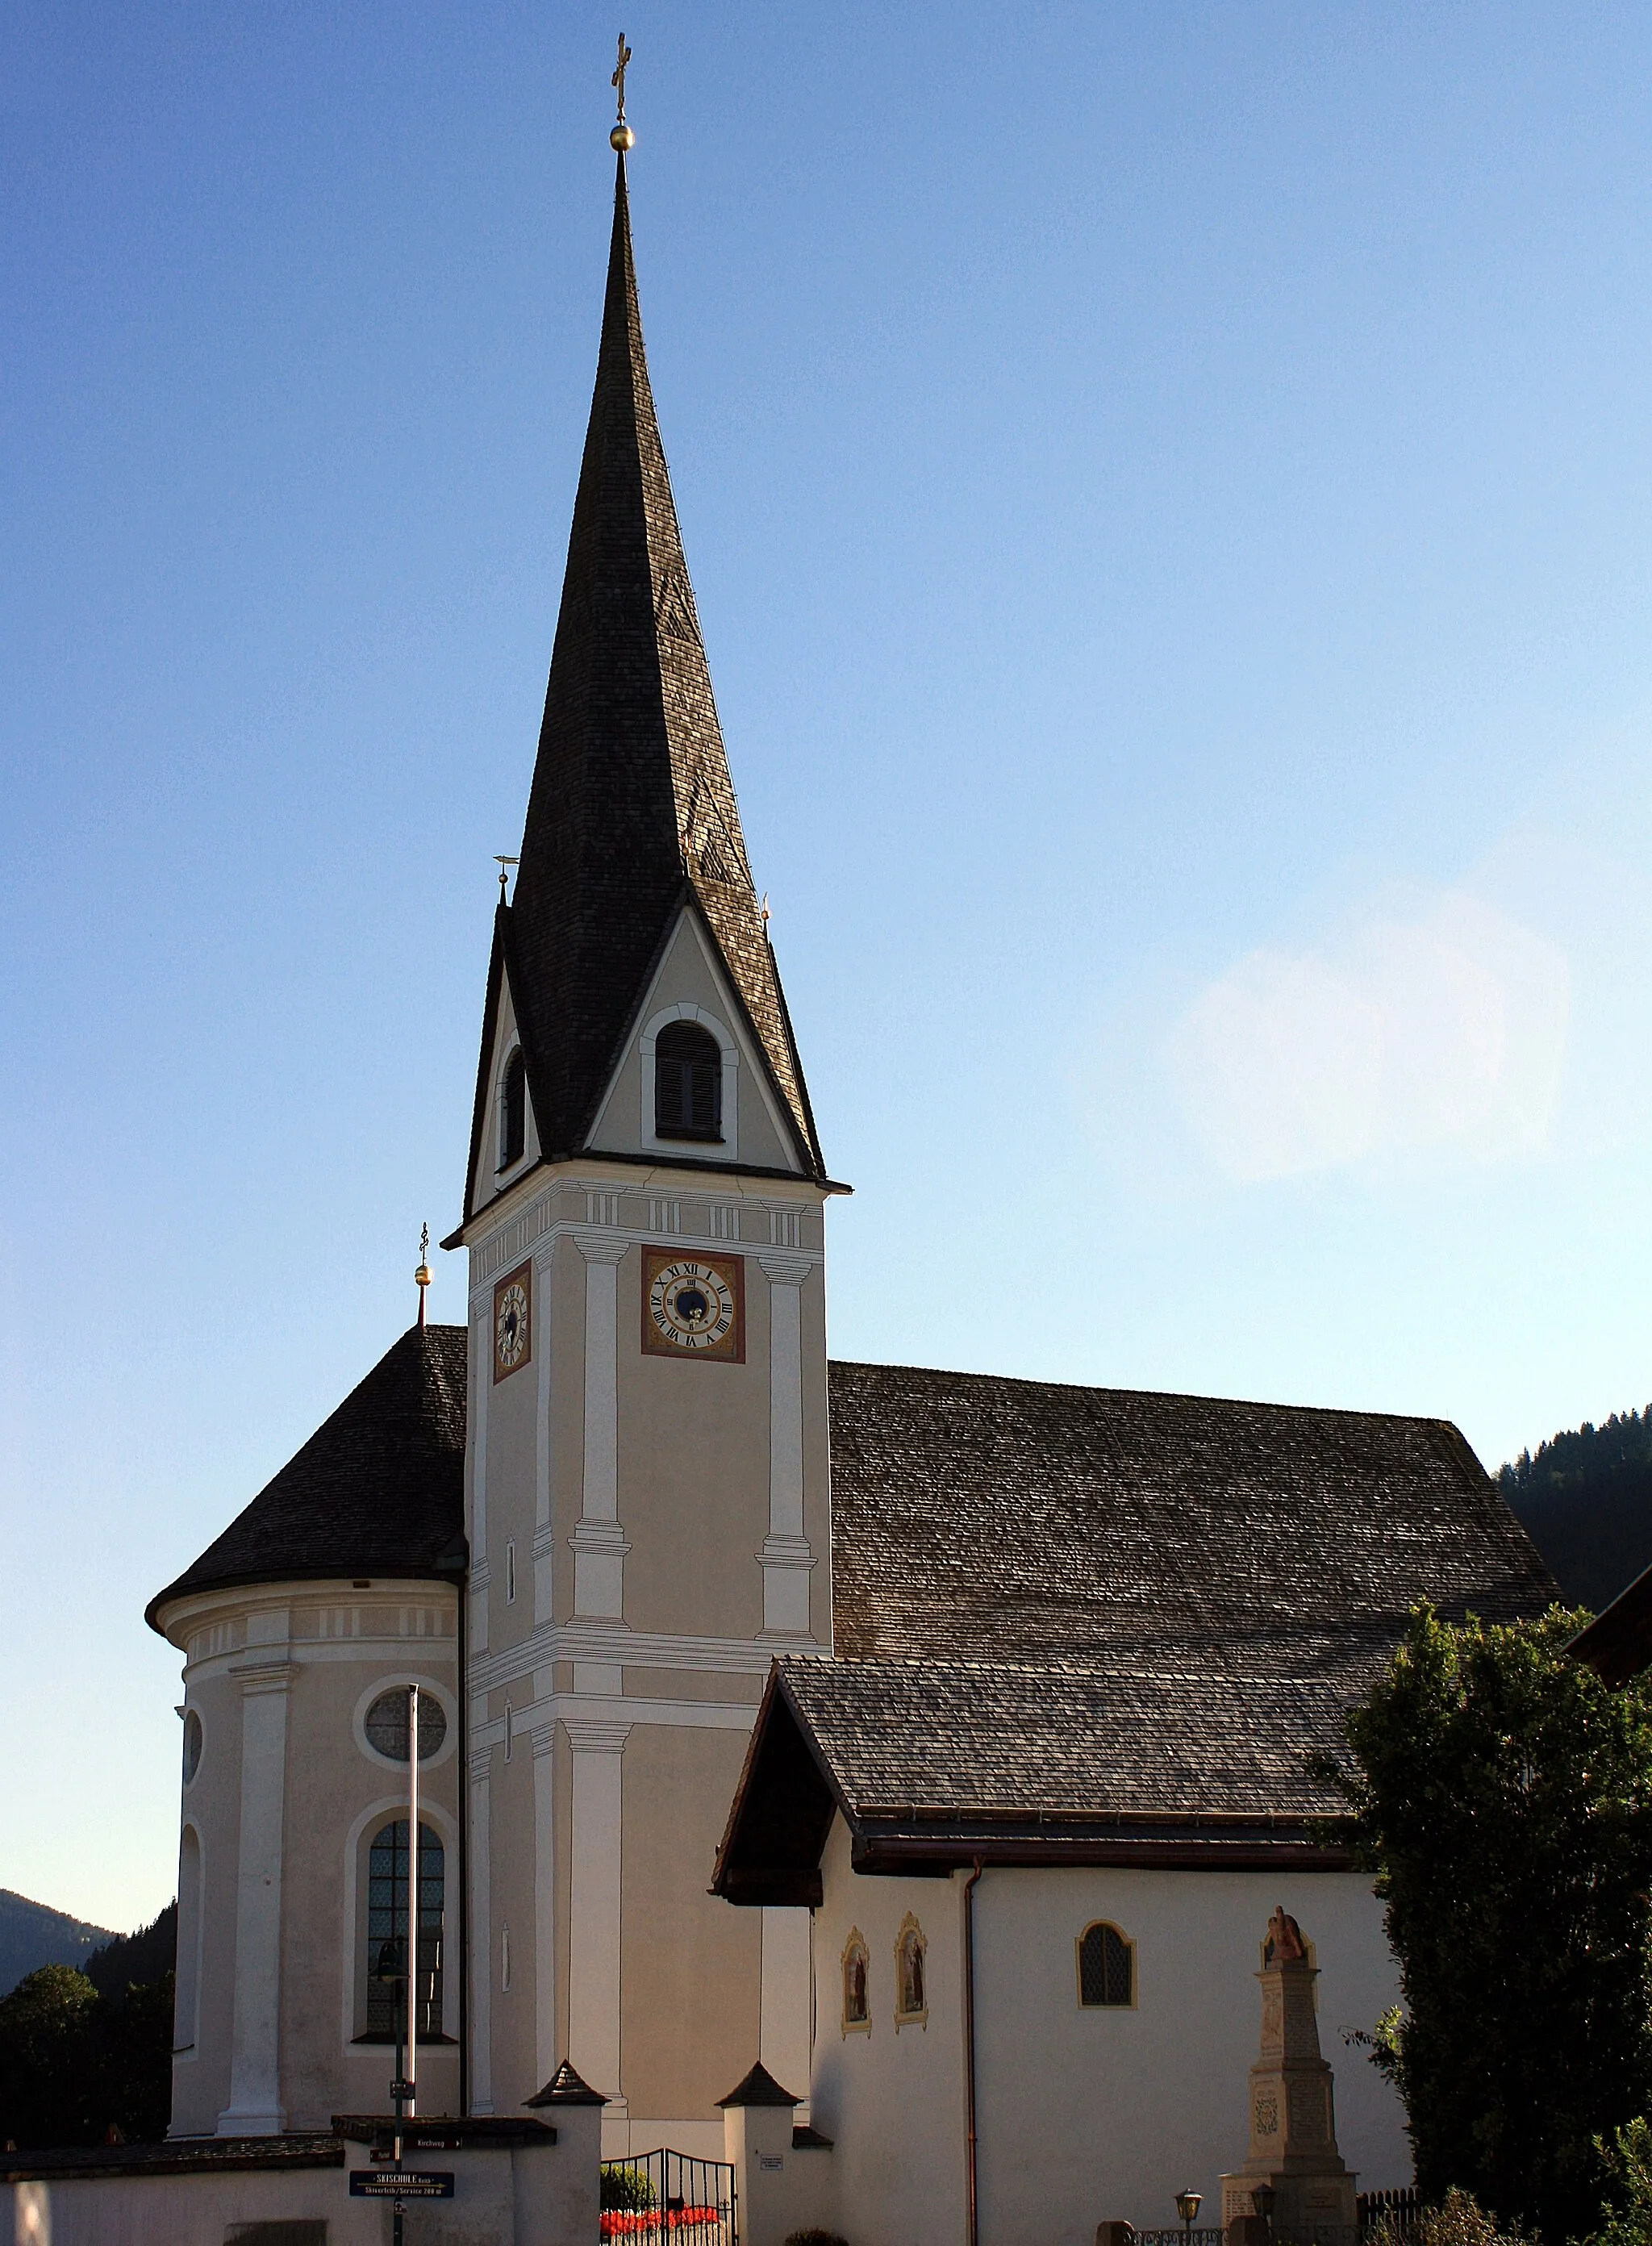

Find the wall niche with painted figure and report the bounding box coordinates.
[841,1927,870,2035]
[894,1913,928,2029]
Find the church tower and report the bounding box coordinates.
[448,144,837,2155]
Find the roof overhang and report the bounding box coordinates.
[711,1664,1355,1906]
[146,1565,464,1649]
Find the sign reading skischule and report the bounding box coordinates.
[349,2169,456,2199]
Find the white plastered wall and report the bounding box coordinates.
[807,1817,1412,2246]
[157,1584,461,2136]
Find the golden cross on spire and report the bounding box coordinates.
[612,33,632,123]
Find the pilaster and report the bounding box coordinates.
[218,1652,291,2136]
[531,1719,558,2089]
[565,1717,631,2131]
[571,1235,631,1622]
[468,1743,494,2114]
[757,1252,816,1639]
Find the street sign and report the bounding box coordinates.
[349,2170,455,2200]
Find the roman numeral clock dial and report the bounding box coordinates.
[641,1248,745,1363]
[493,1263,532,1381]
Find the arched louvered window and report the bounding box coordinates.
[654,1021,723,1142]
[1077,1920,1135,2007]
[499,1050,527,1169]
[365,1819,445,2039]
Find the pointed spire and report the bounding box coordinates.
[492,154,824,1190]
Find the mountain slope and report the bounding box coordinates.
[1500,1405,1652,1614]
[0,1890,112,1998]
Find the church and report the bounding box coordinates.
[140,115,1555,2240]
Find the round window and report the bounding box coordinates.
[181,1709,203,1785]
[365,1689,447,1762]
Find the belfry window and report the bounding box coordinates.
[654,1021,723,1142]
[365,1818,446,2040]
[1078,1920,1135,2007]
[499,1049,527,1170]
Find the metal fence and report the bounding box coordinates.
[600,2148,737,2246]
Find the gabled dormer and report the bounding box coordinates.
[465,904,545,1218]
[457,148,828,1229]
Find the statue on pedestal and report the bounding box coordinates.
[1220,1909,1358,2239]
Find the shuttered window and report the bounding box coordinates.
[654,1022,723,1141]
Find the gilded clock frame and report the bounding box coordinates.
[492,1260,533,1384]
[640,1246,745,1363]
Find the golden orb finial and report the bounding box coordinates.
[415,1221,432,1328]
[611,32,633,150]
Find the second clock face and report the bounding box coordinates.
[642,1249,745,1361]
[493,1263,532,1381]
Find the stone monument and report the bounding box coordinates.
[1220,1907,1358,2237]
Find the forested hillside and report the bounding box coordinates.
[1500,1405,1652,1614]
[0,1891,111,1999]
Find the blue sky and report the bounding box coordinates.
[5,2,1652,1927]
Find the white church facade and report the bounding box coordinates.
[135,129,1558,2242]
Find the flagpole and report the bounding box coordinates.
[407,1682,419,2120]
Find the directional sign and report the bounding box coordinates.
[349,2169,455,2199]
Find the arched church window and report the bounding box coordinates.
[499,1049,528,1169]
[894,1914,928,2027]
[1077,1921,1135,2007]
[365,1686,448,1763]
[841,1928,870,2034]
[365,1818,445,2040]
[654,1021,723,1142]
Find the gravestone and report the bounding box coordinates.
[1220,1908,1358,2236]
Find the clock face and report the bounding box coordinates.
[641,1249,745,1362]
[493,1263,532,1382]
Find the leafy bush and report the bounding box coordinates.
[1579,2119,1652,2246]
[783,2231,849,2246]
[1368,2190,1530,2246]
[601,2166,657,2212]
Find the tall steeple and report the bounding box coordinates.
[465,152,824,1217]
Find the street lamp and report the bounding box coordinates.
[1176,2190,1203,2240]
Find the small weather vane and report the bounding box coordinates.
[494,853,519,899]
[611,32,635,151]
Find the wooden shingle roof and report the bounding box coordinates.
[144,1324,468,1634]
[461,153,824,1219]
[713,1363,1557,1894]
[827,1359,1554,1689]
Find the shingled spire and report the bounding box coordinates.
[469,153,823,1213]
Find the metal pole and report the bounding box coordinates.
[962,1858,983,2246]
[407,1683,419,2119]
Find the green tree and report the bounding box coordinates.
[1324,1605,1652,2242]
[0,1960,175,2149]
[0,1965,101,2147]
[1585,2119,1652,2246]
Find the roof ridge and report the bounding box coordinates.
[826,1355,1466,1433]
